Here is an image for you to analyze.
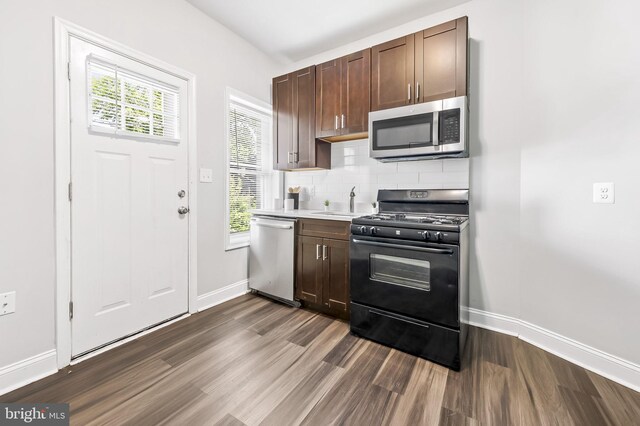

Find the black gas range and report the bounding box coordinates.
[349,189,469,370]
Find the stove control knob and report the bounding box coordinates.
[358,226,368,234]
[370,227,377,235]
[435,232,444,241]
[421,231,431,240]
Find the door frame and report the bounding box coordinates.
[53,17,198,369]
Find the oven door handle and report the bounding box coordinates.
[351,239,454,255]
[370,309,430,328]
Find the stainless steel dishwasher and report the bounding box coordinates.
[249,215,298,306]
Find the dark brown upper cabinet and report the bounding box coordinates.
[371,17,468,111]
[416,17,468,102]
[315,49,371,142]
[371,36,415,111]
[273,67,331,170]
[315,60,341,140]
[273,73,293,170]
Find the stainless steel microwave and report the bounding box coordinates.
[369,96,467,161]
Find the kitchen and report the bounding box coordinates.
[1,0,639,424]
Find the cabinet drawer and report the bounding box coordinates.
[298,219,350,240]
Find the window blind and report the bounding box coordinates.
[87,57,180,142]
[228,100,269,235]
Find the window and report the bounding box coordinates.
[87,56,180,142]
[225,88,275,250]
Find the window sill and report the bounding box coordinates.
[226,232,250,251]
[225,241,249,251]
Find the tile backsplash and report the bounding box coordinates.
[284,139,469,213]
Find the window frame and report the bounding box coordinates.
[224,87,274,251]
[86,55,181,143]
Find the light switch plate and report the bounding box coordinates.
[199,168,213,183]
[1,291,16,316]
[593,182,615,204]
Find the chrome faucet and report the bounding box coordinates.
[349,186,356,213]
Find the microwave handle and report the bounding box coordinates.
[432,111,440,146]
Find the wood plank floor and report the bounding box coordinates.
[2,294,639,425]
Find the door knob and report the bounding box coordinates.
[178,206,190,215]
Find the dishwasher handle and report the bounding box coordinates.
[251,219,294,230]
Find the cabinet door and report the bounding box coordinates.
[273,73,293,170]
[371,35,415,111]
[415,17,468,103]
[296,235,323,304]
[292,66,316,168]
[341,49,370,135]
[315,60,341,139]
[322,238,350,313]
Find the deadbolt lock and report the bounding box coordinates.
[178,190,186,198]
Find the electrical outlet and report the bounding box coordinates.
[1,291,16,316]
[593,182,615,204]
[199,168,213,183]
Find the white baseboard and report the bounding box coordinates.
[0,350,58,396]
[197,279,249,312]
[466,307,520,337]
[464,307,640,392]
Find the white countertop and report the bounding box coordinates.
[250,208,362,222]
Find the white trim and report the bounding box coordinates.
[466,307,520,336]
[464,307,640,392]
[227,231,250,251]
[53,17,198,369]
[197,280,249,311]
[0,350,58,396]
[223,87,273,251]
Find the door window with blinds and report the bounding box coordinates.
[87,56,180,142]
[226,89,274,249]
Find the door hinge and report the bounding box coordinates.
[69,301,74,320]
[68,182,72,202]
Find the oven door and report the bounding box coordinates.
[350,236,459,328]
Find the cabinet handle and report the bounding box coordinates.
[322,245,327,260]
[341,114,345,129]
[416,81,420,101]
[316,244,321,260]
[335,115,338,130]
[408,83,411,101]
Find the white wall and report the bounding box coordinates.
[520,0,640,364]
[285,140,469,212]
[0,0,279,370]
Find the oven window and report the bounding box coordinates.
[369,254,430,291]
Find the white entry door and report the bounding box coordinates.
[69,37,189,356]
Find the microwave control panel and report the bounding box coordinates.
[440,109,461,144]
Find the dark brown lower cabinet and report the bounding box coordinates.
[322,238,349,314]
[295,220,350,319]
[296,235,323,304]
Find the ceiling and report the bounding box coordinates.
[187,0,471,63]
